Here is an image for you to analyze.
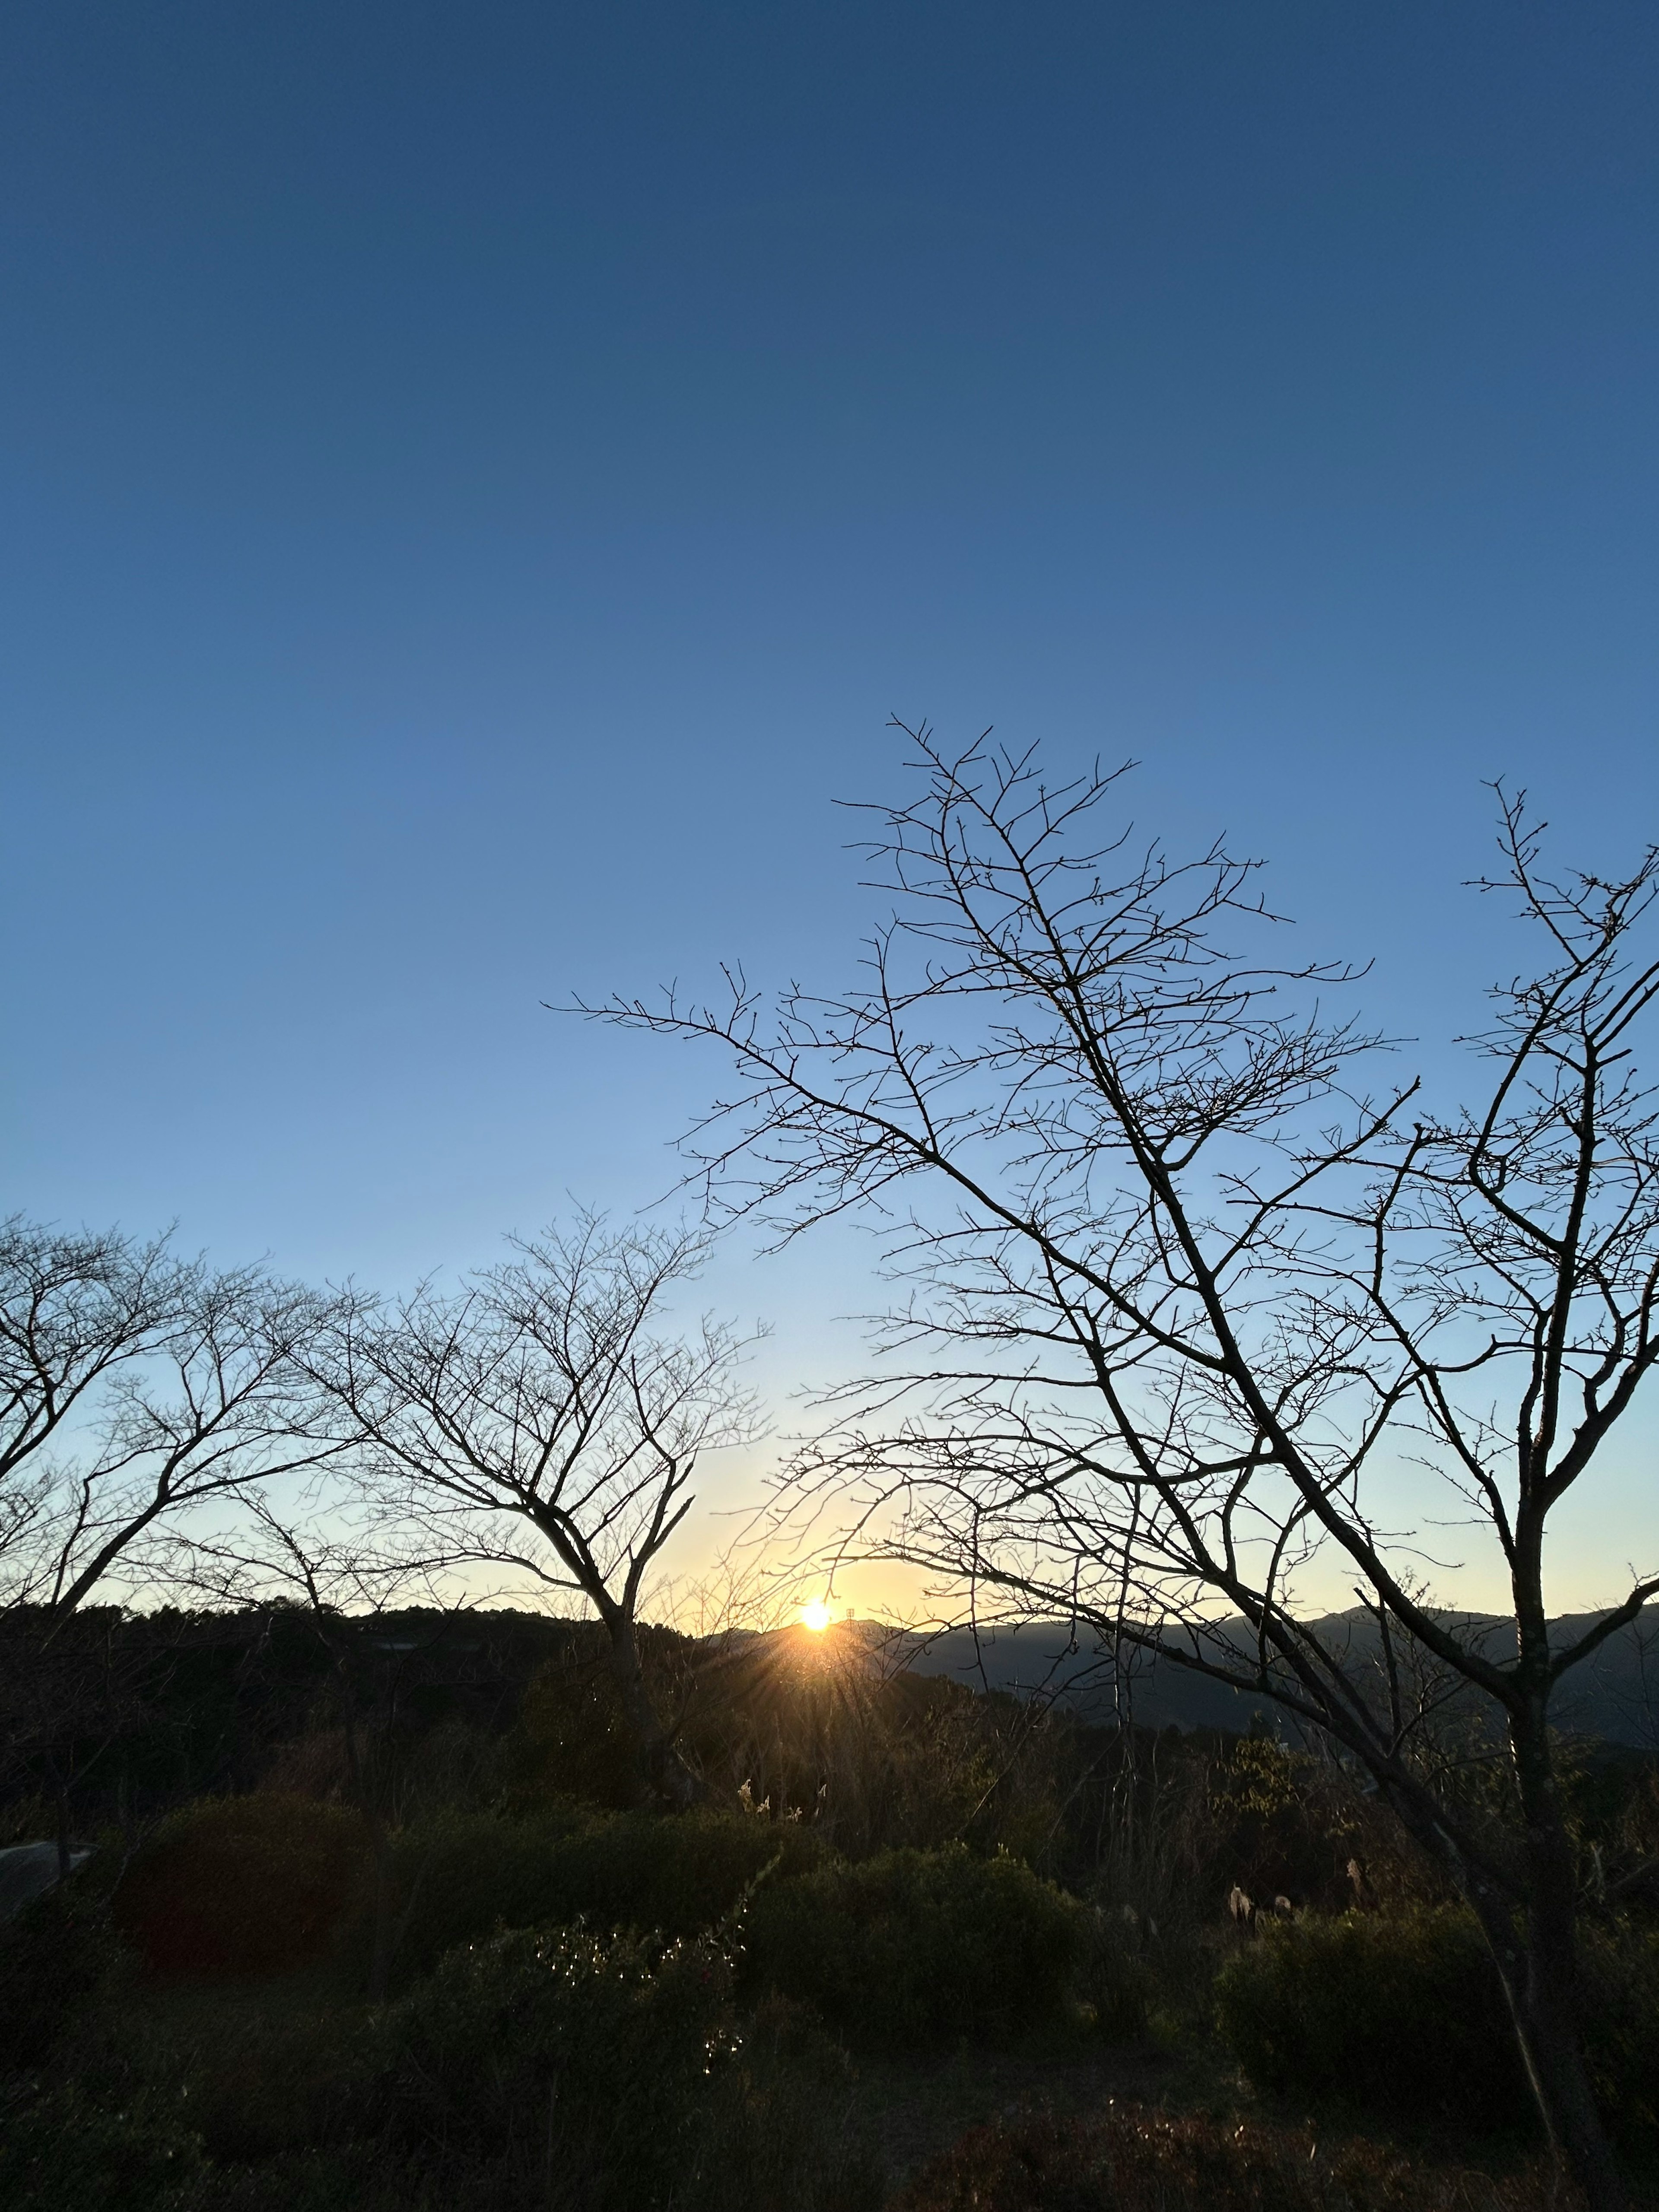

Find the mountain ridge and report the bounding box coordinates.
[890,1605,1659,1748]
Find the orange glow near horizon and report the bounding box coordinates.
[799,1600,833,1633]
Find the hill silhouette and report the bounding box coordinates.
[895,1607,1659,1748]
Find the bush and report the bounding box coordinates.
[702,1995,885,2212]
[107,1957,881,2212]
[0,1859,130,2070]
[1215,1907,1526,2130]
[146,2001,378,2164]
[897,2107,1569,2212]
[1216,1905,1659,2155]
[379,1805,827,1979]
[366,1919,739,2208]
[744,1843,1086,2044]
[0,2078,208,2212]
[113,1794,366,1978]
[1580,1917,1659,2153]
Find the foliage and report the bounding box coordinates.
[684,1632,1070,1862]
[365,1919,738,2208]
[359,1954,883,2212]
[510,1622,1076,1860]
[505,1623,708,1812]
[744,1841,1086,2044]
[1580,1918,1659,2152]
[376,1805,827,1978]
[6,1644,1655,2212]
[1217,1899,1659,2152]
[0,2077,209,2212]
[1215,1907,1526,2130]
[0,1856,130,2070]
[896,2106,1576,2212]
[1071,1904,1158,2043]
[113,1792,367,1978]
[54,1930,881,2212]
[1207,1732,1343,1905]
[140,1998,377,2165]
[702,1993,885,2212]
[506,1642,643,1808]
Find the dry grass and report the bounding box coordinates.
[895,2105,1585,2212]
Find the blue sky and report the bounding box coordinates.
[3,2,1656,1608]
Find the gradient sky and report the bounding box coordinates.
[4,3,1656,1611]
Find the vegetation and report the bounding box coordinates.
[745,1843,1086,2044]
[115,1794,368,1979]
[5,744,1659,2206]
[1215,1904,1659,2153]
[601,733,1659,2206]
[897,2108,1575,2212]
[366,1802,826,1978]
[1,1614,1654,2208]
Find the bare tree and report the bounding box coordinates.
[1,1217,186,1584]
[317,1217,760,1810]
[0,1219,341,1869]
[591,728,1659,2208]
[2,1219,340,1623]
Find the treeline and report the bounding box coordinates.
[10,1598,1659,1901]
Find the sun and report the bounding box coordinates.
[799,1600,833,1633]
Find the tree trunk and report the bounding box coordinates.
[1389,1748,1626,2212]
[1516,1959,1625,2212]
[1469,1879,1626,2212]
[1456,1670,1631,2212]
[603,1609,700,1811]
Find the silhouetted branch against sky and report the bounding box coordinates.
[591,732,1657,1747]
[592,730,1659,2187]
[309,1213,766,1617]
[0,1218,347,1621]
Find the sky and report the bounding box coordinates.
[3,1,1656,1614]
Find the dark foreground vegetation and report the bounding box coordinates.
[3,1604,1657,2209]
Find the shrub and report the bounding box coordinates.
[102,1957,881,2212]
[148,2001,378,2164]
[897,2107,1570,2212]
[0,1859,130,2070]
[1580,1917,1659,2153]
[113,1793,367,1978]
[0,2078,209,2212]
[690,1994,885,2212]
[380,1805,826,1978]
[366,1919,739,2208]
[1073,1904,1158,2043]
[1214,1907,1526,2130]
[744,1843,1086,2044]
[1216,1904,1659,2154]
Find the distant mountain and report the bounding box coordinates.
[896,1608,1659,1749]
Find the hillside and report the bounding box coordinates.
[899,1608,1659,1748]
